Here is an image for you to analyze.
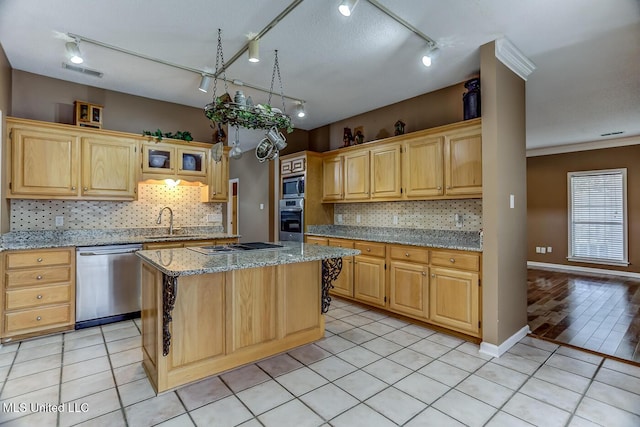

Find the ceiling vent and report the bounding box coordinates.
[62,62,103,78]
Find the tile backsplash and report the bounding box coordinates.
[334,199,482,231]
[10,184,223,231]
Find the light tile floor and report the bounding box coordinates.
[1,298,640,426]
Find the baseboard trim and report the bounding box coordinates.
[479,325,530,358]
[527,261,640,279]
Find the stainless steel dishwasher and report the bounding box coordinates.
[75,244,143,329]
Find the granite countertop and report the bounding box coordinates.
[306,225,482,252]
[136,241,360,277]
[1,227,239,250]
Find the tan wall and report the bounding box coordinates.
[527,143,640,273]
[0,43,12,233]
[11,71,216,142]
[325,82,469,150]
[228,154,270,242]
[480,41,528,346]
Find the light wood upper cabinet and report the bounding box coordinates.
[344,149,370,200]
[202,152,229,202]
[444,125,482,196]
[322,155,344,201]
[142,142,209,184]
[10,126,80,197]
[81,136,139,199]
[281,155,306,176]
[402,135,444,198]
[370,143,401,200]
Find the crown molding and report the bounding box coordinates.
[527,134,640,157]
[494,38,536,81]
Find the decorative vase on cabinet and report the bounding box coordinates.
[463,78,481,120]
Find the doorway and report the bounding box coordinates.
[227,178,239,235]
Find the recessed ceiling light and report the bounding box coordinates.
[339,0,359,16]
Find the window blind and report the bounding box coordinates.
[568,169,627,265]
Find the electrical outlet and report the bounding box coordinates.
[337,214,343,223]
[207,214,216,222]
[393,215,398,225]
[540,247,546,254]
[55,216,64,227]
[535,247,541,253]
[547,246,553,253]
[356,214,361,224]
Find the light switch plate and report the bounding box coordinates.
[337,214,343,223]
[356,214,361,223]
[207,214,216,222]
[393,215,398,225]
[55,216,64,227]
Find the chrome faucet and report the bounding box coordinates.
[156,207,174,235]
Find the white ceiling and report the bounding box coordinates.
[0,0,638,149]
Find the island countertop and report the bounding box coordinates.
[136,241,360,276]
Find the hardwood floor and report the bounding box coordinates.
[528,268,640,363]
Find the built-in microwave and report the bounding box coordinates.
[282,175,305,199]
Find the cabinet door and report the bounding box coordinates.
[81,136,138,199]
[322,155,343,201]
[389,261,429,320]
[402,135,444,198]
[208,153,229,201]
[344,150,370,200]
[370,143,401,200]
[444,127,482,196]
[328,239,354,298]
[353,255,385,307]
[177,147,207,179]
[429,267,480,336]
[142,143,175,174]
[10,128,79,197]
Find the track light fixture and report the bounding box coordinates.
[248,39,260,63]
[295,102,306,118]
[198,74,212,92]
[65,40,83,64]
[339,0,360,17]
[421,44,440,67]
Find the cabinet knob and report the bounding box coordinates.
[449,258,456,263]
[83,187,88,191]
[422,271,427,276]
[437,186,442,190]
[37,258,43,262]
[213,191,217,195]
[366,248,371,252]
[36,316,42,321]
[36,275,43,280]
[71,186,76,190]
[405,252,410,257]
[37,294,43,299]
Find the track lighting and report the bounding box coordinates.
[198,74,212,93]
[421,45,440,67]
[295,102,306,118]
[65,40,83,64]
[339,0,360,17]
[248,39,260,63]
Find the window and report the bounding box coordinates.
[568,168,628,266]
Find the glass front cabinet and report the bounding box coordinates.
[142,142,208,183]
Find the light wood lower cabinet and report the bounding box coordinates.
[142,238,237,250]
[327,239,354,298]
[2,248,76,342]
[388,245,430,320]
[141,261,324,393]
[353,240,386,308]
[429,267,480,336]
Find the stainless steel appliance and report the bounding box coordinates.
[282,175,305,199]
[188,242,285,255]
[279,198,304,242]
[75,244,143,329]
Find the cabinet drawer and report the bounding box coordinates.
[354,241,385,257]
[328,238,354,249]
[281,160,292,174]
[6,284,71,310]
[5,304,72,333]
[431,250,480,271]
[183,240,215,247]
[306,236,328,246]
[6,250,72,269]
[390,245,429,264]
[290,158,305,173]
[5,266,72,288]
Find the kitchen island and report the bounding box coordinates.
[136,242,359,393]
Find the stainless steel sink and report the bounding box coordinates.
[141,234,208,240]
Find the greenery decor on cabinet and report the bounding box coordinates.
[142,129,194,142]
